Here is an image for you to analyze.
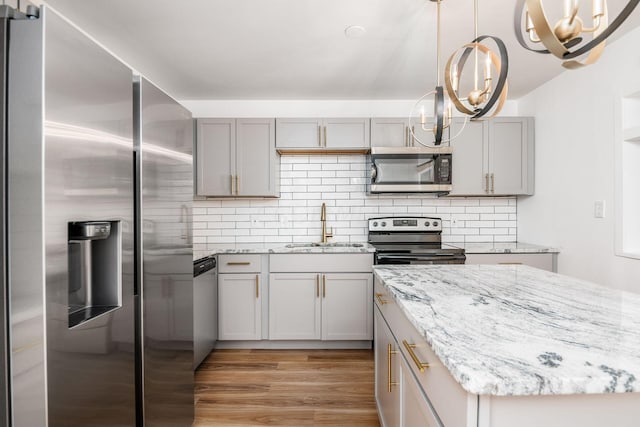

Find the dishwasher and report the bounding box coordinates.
[193,256,217,369]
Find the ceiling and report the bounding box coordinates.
[42,0,640,101]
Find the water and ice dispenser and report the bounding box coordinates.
[67,221,122,328]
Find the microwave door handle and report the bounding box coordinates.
[371,164,378,182]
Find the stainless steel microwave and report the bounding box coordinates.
[369,147,452,194]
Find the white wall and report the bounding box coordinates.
[518,26,640,293]
[193,155,516,258]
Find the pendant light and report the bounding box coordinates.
[410,0,466,146]
[444,0,509,120]
[515,0,640,69]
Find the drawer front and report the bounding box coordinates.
[376,277,477,427]
[465,253,555,272]
[269,253,373,273]
[374,278,394,320]
[218,254,262,273]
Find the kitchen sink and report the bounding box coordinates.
[285,242,364,248]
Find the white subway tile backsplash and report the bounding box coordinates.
[193,155,517,250]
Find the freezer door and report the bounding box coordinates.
[137,77,194,426]
[43,8,135,426]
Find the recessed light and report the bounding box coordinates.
[344,25,366,39]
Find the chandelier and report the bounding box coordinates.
[444,0,509,119]
[515,0,640,69]
[410,0,466,146]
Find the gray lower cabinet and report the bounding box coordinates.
[449,117,534,196]
[375,307,441,427]
[268,253,374,342]
[196,118,279,197]
[276,118,370,151]
[217,255,264,340]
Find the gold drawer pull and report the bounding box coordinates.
[375,293,388,305]
[402,340,430,372]
[387,344,398,392]
[316,274,320,298]
[226,262,251,266]
[322,274,326,298]
[255,274,259,298]
[498,262,523,265]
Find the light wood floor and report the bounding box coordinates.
[195,349,380,426]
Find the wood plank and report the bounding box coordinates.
[195,349,380,426]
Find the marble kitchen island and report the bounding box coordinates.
[373,265,640,427]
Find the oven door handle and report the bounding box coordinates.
[377,253,462,259]
[376,254,465,262]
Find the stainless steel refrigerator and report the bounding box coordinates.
[1,4,194,426]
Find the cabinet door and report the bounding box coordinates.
[323,118,370,149]
[236,118,278,197]
[400,356,441,427]
[275,118,323,149]
[409,117,452,147]
[488,117,533,195]
[449,118,489,196]
[218,274,261,340]
[375,308,401,427]
[321,273,373,340]
[371,118,410,148]
[196,119,235,196]
[269,273,321,340]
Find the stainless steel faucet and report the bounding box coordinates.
[320,202,333,244]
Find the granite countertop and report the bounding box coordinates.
[194,243,376,260]
[446,242,560,254]
[373,265,640,397]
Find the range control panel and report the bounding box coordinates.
[368,217,442,232]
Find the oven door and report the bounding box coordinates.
[375,252,466,265]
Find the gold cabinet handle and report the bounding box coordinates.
[375,293,388,305]
[317,125,322,147]
[255,274,259,298]
[316,274,320,298]
[498,262,523,265]
[226,262,251,266]
[322,274,326,298]
[490,173,495,194]
[230,174,234,195]
[405,126,409,147]
[323,126,327,148]
[387,344,399,392]
[402,340,429,372]
[411,125,415,146]
[484,173,490,194]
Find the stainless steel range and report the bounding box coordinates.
[368,217,466,265]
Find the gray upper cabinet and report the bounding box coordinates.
[196,119,235,196]
[371,118,410,147]
[196,118,279,197]
[324,118,370,149]
[371,117,451,148]
[489,117,534,195]
[275,118,323,149]
[276,118,370,151]
[449,117,534,196]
